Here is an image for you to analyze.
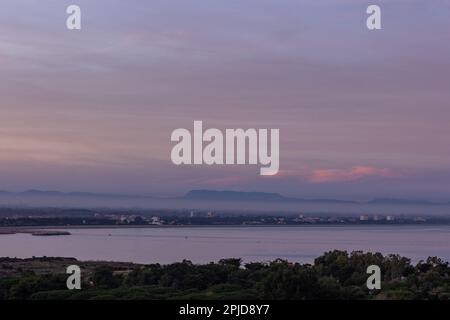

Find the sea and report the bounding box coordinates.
[1,225,449,264]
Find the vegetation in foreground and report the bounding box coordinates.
[0,251,449,300]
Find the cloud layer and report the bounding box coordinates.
[308,166,399,183]
[1,1,450,198]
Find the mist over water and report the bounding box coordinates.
[1,194,450,216]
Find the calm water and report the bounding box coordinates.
[1,225,449,264]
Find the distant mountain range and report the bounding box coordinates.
[184,190,286,201]
[183,190,450,205]
[183,190,357,204]
[0,190,140,198]
[0,189,449,206]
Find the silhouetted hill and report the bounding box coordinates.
[184,190,358,204]
[184,190,286,201]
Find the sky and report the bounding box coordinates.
[1,0,450,199]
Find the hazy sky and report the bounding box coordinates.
[1,0,450,199]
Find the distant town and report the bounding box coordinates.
[0,207,449,228]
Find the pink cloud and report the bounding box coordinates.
[307,166,400,183]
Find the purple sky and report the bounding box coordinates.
[1,0,450,199]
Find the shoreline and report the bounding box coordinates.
[0,223,448,234]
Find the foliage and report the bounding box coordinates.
[0,251,449,300]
